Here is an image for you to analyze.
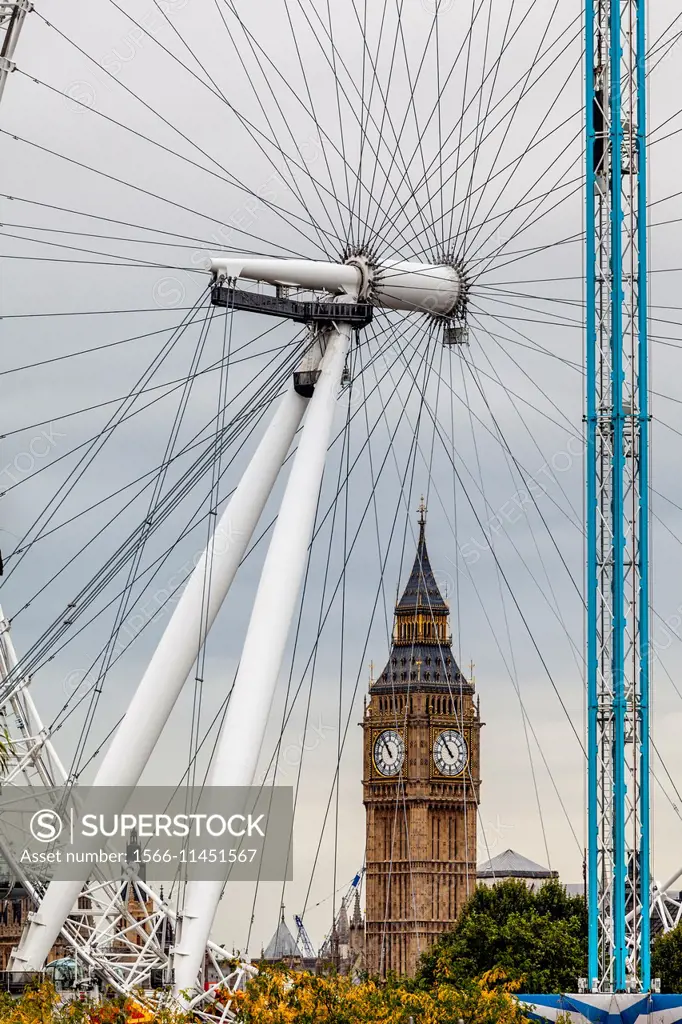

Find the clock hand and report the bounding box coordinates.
[443,738,455,759]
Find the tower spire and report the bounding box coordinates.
[417,495,427,529]
[371,512,471,694]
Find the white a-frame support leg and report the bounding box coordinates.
[11,380,314,972]
[172,321,353,998]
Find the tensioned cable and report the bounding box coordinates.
[0,191,303,258]
[67,303,218,783]
[17,316,413,720]
[98,0,431,261]
[297,0,444,254]
[241,319,437,928]
[33,7,342,257]
[0,251,205,272]
[468,125,584,276]
[188,300,235,799]
[386,7,444,255]
[12,71,337,258]
[349,0,369,249]
[1,340,293,444]
[274,0,350,245]
[392,331,585,752]
[447,0,494,248]
[406,329,583,701]
[1,225,219,272]
[371,330,508,878]
[325,0,353,250]
[381,334,583,850]
[424,333,584,544]
[467,305,582,370]
[376,1,582,249]
[283,0,438,253]
[399,339,682,835]
[456,0,501,259]
[1,323,310,695]
[471,297,682,350]
[379,10,583,253]
[205,0,338,257]
[402,4,673,257]
[0,220,323,256]
[0,127,324,263]
[462,347,588,854]
[332,369,352,949]
[477,283,682,322]
[463,73,582,268]
[462,341,584,638]
[90,313,430,942]
[1,287,212,581]
[2,335,301,559]
[464,350,553,869]
[460,0,570,255]
[296,322,440,970]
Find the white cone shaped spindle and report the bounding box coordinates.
[11,380,316,972]
[172,321,353,999]
[209,256,463,317]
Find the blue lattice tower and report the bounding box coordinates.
[585,0,650,994]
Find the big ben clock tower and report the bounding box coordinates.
[363,502,482,977]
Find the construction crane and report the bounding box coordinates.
[319,868,365,954]
[294,915,317,960]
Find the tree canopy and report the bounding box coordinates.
[1,972,528,1024]
[652,923,682,993]
[416,879,588,994]
[233,965,528,1024]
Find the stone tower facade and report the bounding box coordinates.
[362,506,482,977]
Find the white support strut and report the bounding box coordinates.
[10,381,314,972]
[0,609,69,788]
[172,318,353,999]
[0,1,30,103]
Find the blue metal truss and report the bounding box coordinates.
[585,0,650,994]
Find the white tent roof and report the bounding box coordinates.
[477,848,555,879]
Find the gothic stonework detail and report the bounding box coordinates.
[362,504,482,977]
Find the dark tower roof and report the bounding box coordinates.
[372,502,472,696]
[396,504,448,613]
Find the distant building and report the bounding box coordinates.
[0,879,69,971]
[260,908,305,969]
[319,891,365,976]
[477,849,558,889]
[256,895,365,977]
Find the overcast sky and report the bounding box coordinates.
[2,0,682,957]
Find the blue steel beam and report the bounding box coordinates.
[586,0,649,993]
[585,0,599,990]
[636,0,651,993]
[609,0,627,993]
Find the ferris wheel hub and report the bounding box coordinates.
[209,254,464,317]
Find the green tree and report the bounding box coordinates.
[652,924,682,993]
[416,879,588,994]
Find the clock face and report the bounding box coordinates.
[433,729,468,777]
[373,730,405,777]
